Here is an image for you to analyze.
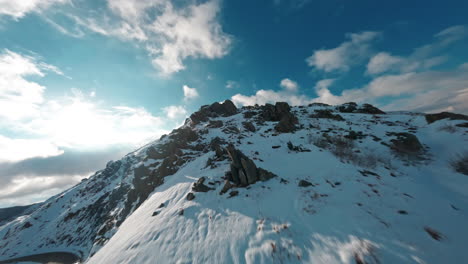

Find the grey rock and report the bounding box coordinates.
[241,158,258,184]
[242,121,256,132]
[186,193,195,201]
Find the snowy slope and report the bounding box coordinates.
[1,101,468,264]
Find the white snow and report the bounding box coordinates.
[1,104,468,263]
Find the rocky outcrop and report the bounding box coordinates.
[192,177,214,192]
[261,102,292,122]
[425,112,468,124]
[388,132,423,154]
[189,100,238,125]
[225,144,276,186]
[259,102,298,133]
[337,102,385,114]
[310,109,345,121]
[242,121,256,132]
[275,112,298,133]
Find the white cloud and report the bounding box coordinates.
[41,0,231,76]
[163,105,187,119]
[306,31,380,72]
[0,50,57,121]
[183,85,199,101]
[366,52,404,75]
[0,174,85,207]
[0,0,67,19]
[280,78,298,92]
[225,80,239,89]
[232,89,313,107]
[367,25,467,75]
[0,135,63,162]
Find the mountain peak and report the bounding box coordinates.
[1,101,467,264]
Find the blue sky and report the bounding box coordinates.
[0,0,467,207]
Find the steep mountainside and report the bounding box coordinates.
[1,101,467,264]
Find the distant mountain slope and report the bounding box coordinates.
[1,101,467,264]
[0,203,41,226]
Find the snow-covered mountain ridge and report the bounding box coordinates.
[1,101,468,264]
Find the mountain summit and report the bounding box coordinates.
[1,101,468,264]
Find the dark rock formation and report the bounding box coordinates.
[337,102,385,114]
[298,180,313,187]
[207,120,223,128]
[225,144,276,186]
[186,193,195,201]
[242,121,256,132]
[310,109,345,121]
[219,180,233,195]
[189,100,238,124]
[425,112,468,124]
[389,132,423,154]
[275,112,298,133]
[192,177,214,192]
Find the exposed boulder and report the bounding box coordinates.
[222,126,240,134]
[359,104,386,114]
[189,100,238,125]
[225,144,276,186]
[208,120,223,128]
[186,193,195,201]
[241,158,258,184]
[192,177,214,192]
[219,180,233,195]
[242,121,256,132]
[298,180,313,187]
[275,112,298,133]
[389,132,423,154]
[425,112,468,124]
[337,102,385,114]
[310,109,345,121]
[257,168,276,181]
[261,102,295,122]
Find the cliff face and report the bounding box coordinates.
[1,101,468,264]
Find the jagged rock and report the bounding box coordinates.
[298,180,313,187]
[275,102,291,115]
[170,127,199,142]
[152,211,159,216]
[228,190,239,198]
[239,169,248,186]
[222,126,240,134]
[389,132,423,154]
[309,102,330,107]
[261,102,294,122]
[243,111,256,118]
[257,168,276,181]
[192,177,214,192]
[158,203,165,208]
[337,102,385,114]
[209,100,238,116]
[186,193,195,201]
[310,109,344,121]
[208,120,223,128]
[359,104,385,114]
[219,180,233,195]
[425,112,468,124]
[242,121,256,132]
[178,209,184,216]
[230,163,240,184]
[189,100,238,124]
[456,122,468,128]
[275,112,298,133]
[241,158,258,184]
